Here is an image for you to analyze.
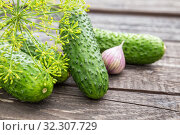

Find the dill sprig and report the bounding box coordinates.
[0,0,87,85]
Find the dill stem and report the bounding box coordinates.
[9,14,19,70]
[17,0,20,13]
[9,43,14,70]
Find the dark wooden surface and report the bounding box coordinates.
[0,0,180,120]
[86,0,180,15]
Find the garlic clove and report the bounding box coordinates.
[102,41,125,74]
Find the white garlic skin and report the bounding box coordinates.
[102,42,126,74]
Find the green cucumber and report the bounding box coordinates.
[0,44,53,102]
[16,34,69,83]
[54,69,69,83]
[59,9,109,99]
[94,28,165,65]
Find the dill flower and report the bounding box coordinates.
[0,0,87,84]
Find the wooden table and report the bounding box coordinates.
[0,0,180,120]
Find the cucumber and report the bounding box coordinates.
[94,28,165,65]
[16,34,69,83]
[0,44,54,102]
[59,9,109,99]
[54,69,69,83]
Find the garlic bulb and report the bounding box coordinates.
[102,41,125,74]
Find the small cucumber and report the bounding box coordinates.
[94,28,166,65]
[53,69,69,84]
[0,44,53,102]
[59,9,109,99]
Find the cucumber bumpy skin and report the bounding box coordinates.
[0,44,54,102]
[94,28,166,65]
[18,35,69,83]
[59,9,109,99]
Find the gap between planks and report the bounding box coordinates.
[89,8,180,18]
[86,0,180,17]
[62,83,180,97]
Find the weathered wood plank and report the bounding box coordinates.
[89,13,180,42]
[0,86,179,120]
[108,64,180,94]
[54,86,180,113]
[87,0,180,15]
[65,64,180,94]
[65,58,180,94]
[0,91,59,120]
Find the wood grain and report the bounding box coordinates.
[65,65,180,94]
[0,86,179,120]
[53,86,180,113]
[87,0,180,15]
[89,13,180,42]
[163,42,180,58]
